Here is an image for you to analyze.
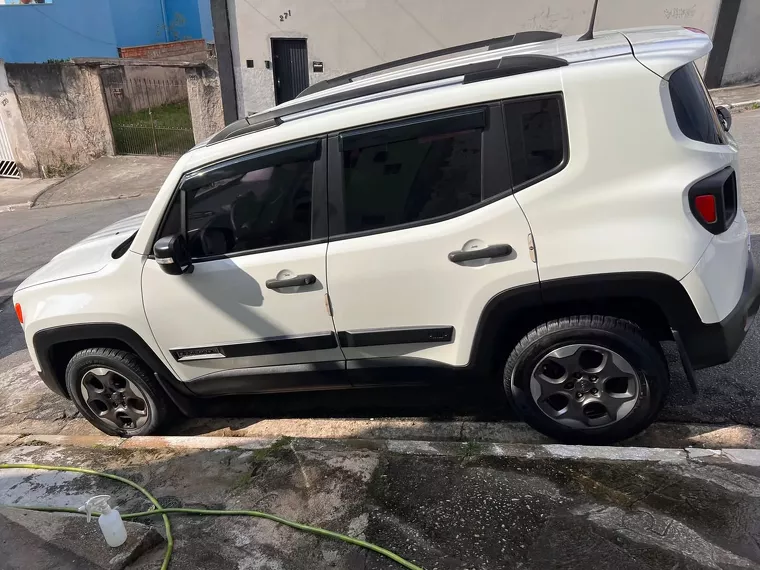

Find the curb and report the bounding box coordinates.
[722,99,760,113]
[27,176,67,208]
[31,192,144,210]
[0,176,65,212]
[3,433,760,468]
[0,201,33,213]
[2,419,760,450]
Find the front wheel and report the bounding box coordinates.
[66,348,169,437]
[504,316,669,444]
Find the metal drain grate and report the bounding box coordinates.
[0,160,20,179]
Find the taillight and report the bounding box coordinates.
[14,303,23,324]
[694,195,717,224]
[688,167,737,234]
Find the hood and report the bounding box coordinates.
[16,211,147,292]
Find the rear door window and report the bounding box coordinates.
[669,63,725,145]
[334,108,489,236]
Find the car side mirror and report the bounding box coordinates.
[716,105,732,132]
[153,235,193,275]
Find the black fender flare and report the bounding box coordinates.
[33,323,197,415]
[468,271,704,370]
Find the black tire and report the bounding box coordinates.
[503,316,669,445]
[65,348,169,437]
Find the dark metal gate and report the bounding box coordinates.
[102,77,195,156]
[271,38,309,104]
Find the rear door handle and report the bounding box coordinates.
[448,244,512,263]
[266,274,317,290]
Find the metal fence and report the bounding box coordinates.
[102,78,195,157]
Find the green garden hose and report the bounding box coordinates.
[0,463,423,570]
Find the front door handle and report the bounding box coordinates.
[448,244,512,263]
[266,274,316,290]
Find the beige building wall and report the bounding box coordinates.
[227,0,720,115]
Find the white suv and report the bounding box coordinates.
[12,27,760,444]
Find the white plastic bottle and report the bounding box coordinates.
[80,495,128,547]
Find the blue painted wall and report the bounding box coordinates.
[109,0,168,48]
[0,0,213,63]
[0,0,118,63]
[198,0,213,42]
[164,0,201,41]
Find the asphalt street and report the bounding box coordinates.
[0,198,154,425]
[1,109,760,431]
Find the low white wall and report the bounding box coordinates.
[227,0,721,114]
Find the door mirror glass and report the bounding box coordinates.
[716,105,732,132]
[153,234,193,275]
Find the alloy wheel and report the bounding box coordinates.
[79,367,150,430]
[528,344,641,429]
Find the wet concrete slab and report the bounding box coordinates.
[0,507,162,570]
[0,439,758,569]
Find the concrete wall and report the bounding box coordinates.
[722,0,760,86]
[6,63,114,173]
[101,65,189,117]
[0,0,118,63]
[227,0,720,114]
[0,61,39,177]
[186,60,225,142]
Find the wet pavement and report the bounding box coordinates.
[0,439,759,569]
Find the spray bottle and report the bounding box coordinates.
[79,495,128,547]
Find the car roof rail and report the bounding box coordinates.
[208,53,567,145]
[298,30,562,98]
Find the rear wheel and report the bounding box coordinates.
[66,348,169,437]
[503,316,669,444]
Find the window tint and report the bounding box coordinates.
[342,128,482,234]
[669,63,725,145]
[157,195,181,240]
[503,96,565,187]
[180,159,313,259]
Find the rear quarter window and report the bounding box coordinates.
[669,63,725,145]
[502,95,566,189]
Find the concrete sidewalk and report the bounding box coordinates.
[0,155,175,213]
[0,177,60,213]
[32,156,176,208]
[1,437,760,569]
